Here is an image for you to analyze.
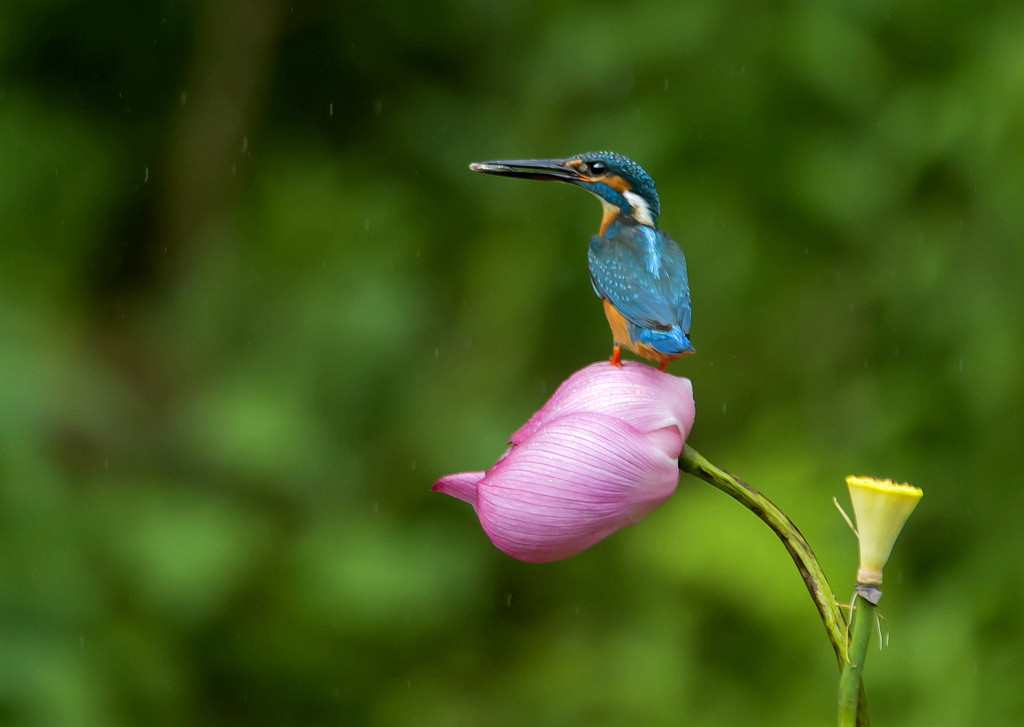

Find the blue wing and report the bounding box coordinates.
[588,225,692,352]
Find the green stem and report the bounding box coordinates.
[839,595,875,727]
[678,445,869,727]
[678,446,846,661]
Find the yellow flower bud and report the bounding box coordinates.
[846,476,923,590]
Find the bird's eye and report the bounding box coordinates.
[587,161,607,175]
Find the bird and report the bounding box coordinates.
[469,151,693,371]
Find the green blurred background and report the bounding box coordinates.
[1,0,1022,724]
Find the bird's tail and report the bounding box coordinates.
[631,324,694,356]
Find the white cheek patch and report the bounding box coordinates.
[623,190,655,227]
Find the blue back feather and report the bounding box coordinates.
[588,224,692,355]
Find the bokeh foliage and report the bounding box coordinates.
[1,0,1022,724]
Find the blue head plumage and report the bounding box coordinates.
[573,151,661,227]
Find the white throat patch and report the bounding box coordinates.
[623,190,655,227]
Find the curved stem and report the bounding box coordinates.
[838,595,874,727]
[678,445,869,726]
[678,446,846,660]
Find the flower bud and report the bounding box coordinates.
[434,362,695,562]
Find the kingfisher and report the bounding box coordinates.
[469,151,693,371]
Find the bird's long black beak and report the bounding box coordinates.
[469,158,583,183]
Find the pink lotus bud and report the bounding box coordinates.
[433,362,695,562]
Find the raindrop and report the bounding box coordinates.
[664,77,669,91]
[364,218,370,231]
[410,461,417,471]
[180,91,187,105]
[505,593,513,607]
[722,403,727,414]
[144,166,149,183]
[374,99,383,115]
[959,358,963,374]
[434,346,439,358]
[242,136,248,154]
[329,102,334,116]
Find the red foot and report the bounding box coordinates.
[609,346,622,368]
[657,361,668,373]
